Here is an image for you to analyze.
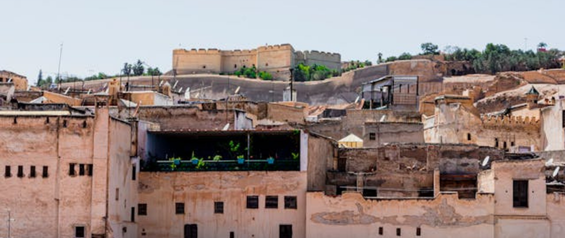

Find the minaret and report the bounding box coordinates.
[525,86,540,109]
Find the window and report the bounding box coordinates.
[416,227,421,236]
[513,180,529,208]
[214,201,224,214]
[467,133,471,141]
[115,188,119,201]
[246,196,259,209]
[79,164,85,176]
[30,166,36,178]
[562,111,565,128]
[378,227,383,235]
[265,196,278,209]
[362,188,377,197]
[69,163,76,176]
[63,120,67,128]
[138,204,147,216]
[176,202,185,214]
[184,224,198,238]
[234,64,237,69]
[396,228,401,236]
[75,226,85,238]
[202,65,206,69]
[230,231,234,238]
[42,166,48,178]
[131,207,135,222]
[279,224,292,238]
[503,141,507,149]
[369,133,376,141]
[494,138,499,148]
[511,141,515,147]
[87,164,93,176]
[17,166,24,178]
[132,165,136,181]
[284,196,297,209]
[5,166,11,178]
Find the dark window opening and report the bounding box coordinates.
[176,203,185,214]
[82,121,87,128]
[562,111,565,128]
[138,204,147,216]
[13,117,17,124]
[87,164,93,176]
[336,185,346,196]
[416,227,421,236]
[5,166,11,178]
[511,141,515,147]
[369,133,376,141]
[362,188,377,197]
[337,158,347,172]
[230,231,234,238]
[69,163,76,176]
[45,117,50,124]
[234,64,237,68]
[378,227,383,235]
[396,228,401,236]
[214,201,224,214]
[17,166,24,178]
[75,226,85,238]
[30,166,36,178]
[495,138,499,148]
[246,196,259,209]
[418,188,434,198]
[184,224,198,238]
[131,207,135,222]
[513,180,529,208]
[63,120,67,128]
[279,224,292,238]
[42,166,48,178]
[284,196,297,209]
[265,196,278,209]
[132,165,136,180]
[467,133,471,141]
[503,141,507,150]
[202,65,206,69]
[79,164,85,176]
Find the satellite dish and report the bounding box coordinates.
[552,167,560,178]
[173,81,178,89]
[380,115,386,122]
[234,86,241,95]
[482,156,490,167]
[546,158,554,167]
[222,123,230,131]
[64,87,70,95]
[186,87,190,93]
[7,78,12,83]
[355,96,360,103]
[87,89,92,94]
[178,87,183,93]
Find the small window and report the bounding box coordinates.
[513,180,529,208]
[176,202,185,214]
[416,227,421,236]
[184,224,197,238]
[131,207,135,222]
[494,138,499,148]
[115,188,119,201]
[284,196,297,209]
[42,166,48,178]
[30,166,36,178]
[5,166,11,178]
[17,166,24,178]
[230,231,234,238]
[234,64,237,69]
[69,163,76,176]
[75,226,85,238]
[396,228,401,236]
[279,224,292,238]
[369,133,376,141]
[246,196,259,209]
[265,196,279,209]
[138,204,147,216]
[82,121,87,128]
[87,164,93,176]
[214,201,224,214]
[503,141,507,149]
[63,120,67,128]
[379,227,383,235]
[511,141,515,147]
[79,164,85,176]
[13,117,17,124]
[132,165,136,181]
[202,65,206,69]
[362,188,377,197]
[467,133,471,141]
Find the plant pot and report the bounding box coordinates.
[267,158,275,164]
[191,159,199,165]
[237,158,245,164]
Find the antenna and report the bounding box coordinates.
[234,86,241,95]
[546,158,554,167]
[552,167,560,178]
[481,156,490,167]
[222,123,230,131]
[380,115,386,122]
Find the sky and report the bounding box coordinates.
[1,0,563,84]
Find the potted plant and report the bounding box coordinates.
[237,155,245,164]
[267,156,275,164]
[191,152,199,165]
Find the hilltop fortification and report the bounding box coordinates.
[172,44,341,80]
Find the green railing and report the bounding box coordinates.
[144,158,300,172]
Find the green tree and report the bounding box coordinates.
[259,71,273,80]
[45,76,53,86]
[122,63,132,76]
[421,42,439,55]
[398,53,412,60]
[133,60,144,76]
[377,53,383,64]
[37,70,44,87]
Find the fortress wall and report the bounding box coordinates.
[173,49,223,74]
[257,44,295,72]
[220,49,257,73]
[300,50,341,70]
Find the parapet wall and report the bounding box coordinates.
[480,114,540,128]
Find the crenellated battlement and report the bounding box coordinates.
[480,114,540,127]
[301,50,341,58]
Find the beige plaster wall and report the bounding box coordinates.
[137,171,307,238]
[541,101,565,151]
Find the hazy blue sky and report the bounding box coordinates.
[1,0,562,84]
